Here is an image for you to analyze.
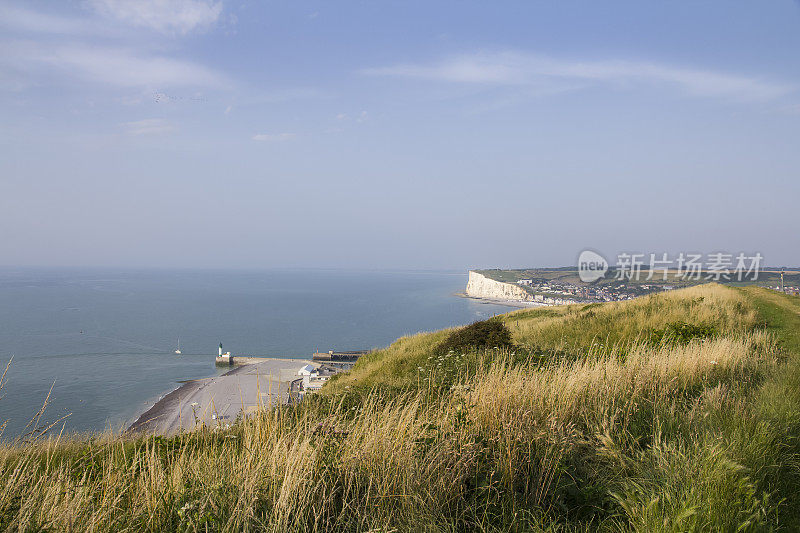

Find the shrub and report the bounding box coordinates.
[436,319,513,355]
[650,322,716,345]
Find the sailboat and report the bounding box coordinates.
[175,338,182,355]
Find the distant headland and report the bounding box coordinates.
[463,267,800,305]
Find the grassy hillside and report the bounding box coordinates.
[2,284,800,531]
[323,284,759,395]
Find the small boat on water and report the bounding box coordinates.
[175,338,182,355]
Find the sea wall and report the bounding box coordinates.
[465,271,535,302]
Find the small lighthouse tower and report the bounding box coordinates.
[216,342,233,365]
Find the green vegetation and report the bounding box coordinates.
[435,319,513,355]
[2,285,800,531]
[648,321,716,345]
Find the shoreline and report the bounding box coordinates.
[127,357,312,435]
[454,292,549,309]
[126,293,545,435]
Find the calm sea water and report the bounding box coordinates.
[0,268,513,437]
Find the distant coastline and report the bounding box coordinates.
[454,292,547,309]
[128,357,311,435]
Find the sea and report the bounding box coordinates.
[0,268,514,437]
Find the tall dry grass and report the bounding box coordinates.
[3,285,799,531]
[324,284,760,396]
[504,284,759,354]
[470,333,772,434]
[0,329,788,531]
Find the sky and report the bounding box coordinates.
[1,0,799,270]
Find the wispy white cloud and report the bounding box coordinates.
[0,40,230,89]
[87,0,224,35]
[252,133,296,142]
[0,5,99,36]
[363,51,793,102]
[0,2,232,92]
[121,118,175,135]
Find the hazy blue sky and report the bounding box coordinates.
[1,1,799,269]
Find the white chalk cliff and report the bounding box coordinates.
[465,271,535,302]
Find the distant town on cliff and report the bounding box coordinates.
[465,267,800,306]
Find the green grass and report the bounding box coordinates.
[740,286,800,352]
[325,284,759,396]
[738,287,800,527]
[2,284,800,531]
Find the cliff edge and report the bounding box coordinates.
[465,271,535,302]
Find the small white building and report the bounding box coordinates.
[298,364,337,391]
[298,364,317,376]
